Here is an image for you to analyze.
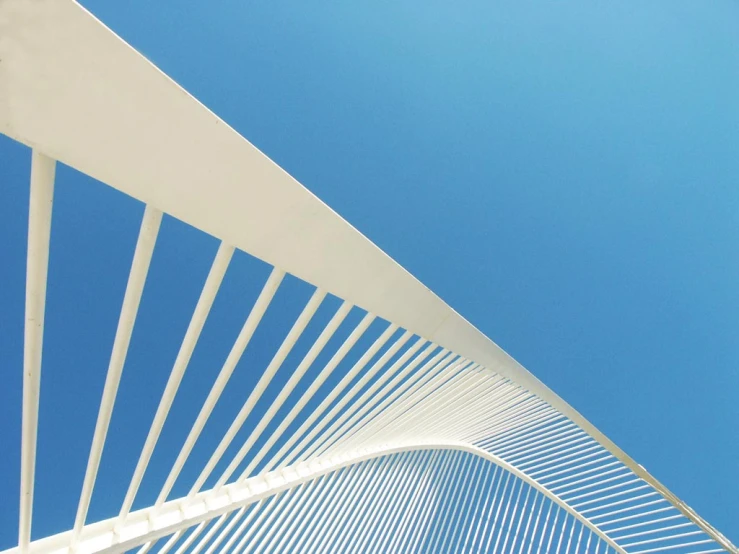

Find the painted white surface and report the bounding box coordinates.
[0,1,733,552]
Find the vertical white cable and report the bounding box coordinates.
[518,491,540,553]
[403,450,455,553]
[188,287,327,496]
[423,451,464,552]
[156,530,183,554]
[265,324,398,471]
[323,459,389,552]
[73,205,162,548]
[172,519,209,554]
[186,512,234,554]
[119,242,234,521]
[484,470,513,552]
[499,478,525,554]
[20,151,55,554]
[203,505,253,554]
[239,312,376,479]
[437,454,475,552]
[463,461,496,552]
[154,267,284,507]
[555,513,569,554]
[454,455,487,553]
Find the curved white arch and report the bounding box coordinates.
[2,441,623,554]
[0,2,735,553]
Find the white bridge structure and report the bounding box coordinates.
[1,2,735,554]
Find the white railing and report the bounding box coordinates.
[0,1,735,554]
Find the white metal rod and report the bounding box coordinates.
[482,411,562,451]
[303,464,366,553]
[215,299,352,489]
[476,404,558,448]
[622,530,703,549]
[251,482,314,554]
[496,425,580,463]
[497,425,581,459]
[156,530,182,554]
[352,452,419,554]
[186,512,233,554]
[340,359,474,449]
[226,497,278,554]
[461,460,494,552]
[239,312,376,478]
[365,366,487,446]
[201,507,249,554]
[574,524,585,554]
[607,512,680,533]
[453,456,486,553]
[135,541,152,554]
[305,463,369,552]
[554,513,569,554]
[331,459,388,553]
[434,455,477,552]
[232,488,295,554]
[403,451,455,553]
[389,452,437,552]
[276,471,342,552]
[190,288,333,494]
[585,493,661,518]
[119,242,234,521]
[524,444,602,475]
[629,540,713,554]
[566,478,641,505]
[306,336,426,459]
[556,470,634,497]
[529,451,608,480]
[154,267,284,507]
[19,150,56,554]
[500,478,526,554]
[172,520,208,554]
[254,478,319,554]
[476,464,506,552]
[315,344,442,455]
[564,518,576,554]
[544,461,621,489]
[522,495,544,554]
[572,482,646,509]
[423,451,464,552]
[440,453,479,554]
[336,352,458,451]
[616,522,692,541]
[73,204,163,546]
[517,490,539,554]
[281,330,413,466]
[214,501,263,554]
[483,471,512,553]
[275,472,339,553]
[195,287,328,494]
[362,454,426,554]
[535,502,554,554]
[350,453,415,554]
[266,323,399,471]
[309,460,378,553]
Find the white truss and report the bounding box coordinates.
[0,1,735,553]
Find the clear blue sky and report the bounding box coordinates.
[0,0,737,547]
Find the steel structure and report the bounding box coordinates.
[0,1,735,554]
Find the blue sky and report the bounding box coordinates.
[1,0,737,547]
